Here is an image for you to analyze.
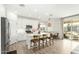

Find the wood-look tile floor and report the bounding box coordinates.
[27,39,79,54]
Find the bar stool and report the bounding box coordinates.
[30,35,39,51]
[48,33,56,48]
[39,36,43,49]
[50,33,54,44]
[42,34,48,47]
[46,33,53,46]
[47,36,51,46]
[53,33,59,39]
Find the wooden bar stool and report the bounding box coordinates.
[47,36,51,46]
[39,35,44,48]
[53,33,59,39]
[47,33,54,46]
[50,33,53,42]
[42,34,48,47]
[30,35,39,51]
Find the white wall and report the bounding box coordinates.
[0,5,6,54]
[7,12,63,45]
[17,17,63,40]
[16,17,39,41]
[51,18,63,39]
[7,12,39,44]
[7,12,18,44]
[0,10,63,53]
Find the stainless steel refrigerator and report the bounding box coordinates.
[1,17,10,54]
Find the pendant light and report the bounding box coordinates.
[48,14,52,27]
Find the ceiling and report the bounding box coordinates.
[63,14,79,23]
[4,4,79,21]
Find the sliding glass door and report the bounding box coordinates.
[63,15,79,53]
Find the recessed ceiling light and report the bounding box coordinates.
[19,4,25,7]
